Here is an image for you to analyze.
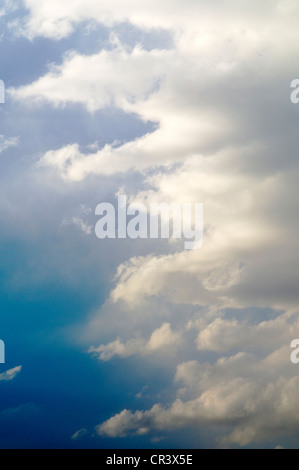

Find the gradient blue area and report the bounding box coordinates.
[0,5,168,449]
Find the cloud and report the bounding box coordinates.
[61,205,93,235]
[195,315,297,354]
[61,216,92,235]
[6,0,299,449]
[89,323,181,361]
[0,135,19,154]
[0,366,22,381]
[10,5,299,189]
[96,348,299,446]
[12,2,296,180]
[18,0,296,40]
[107,148,299,312]
[71,428,88,440]
[0,403,38,418]
[89,302,299,446]
[90,303,299,447]
[9,43,169,112]
[0,0,19,17]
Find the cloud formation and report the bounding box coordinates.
[4,0,299,448]
[0,366,22,382]
[89,323,181,361]
[97,347,299,447]
[0,135,19,155]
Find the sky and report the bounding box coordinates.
[1,0,299,449]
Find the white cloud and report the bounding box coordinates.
[61,204,92,235]
[97,348,299,446]
[89,337,144,361]
[93,308,299,445]
[89,323,181,361]
[147,322,180,351]
[0,135,19,154]
[195,314,298,354]
[71,428,88,440]
[18,0,296,41]
[107,149,299,312]
[0,0,19,17]
[9,44,169,112]
[0,366,22,381]
[12,3,297,180]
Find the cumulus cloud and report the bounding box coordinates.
[0,366,22,381]
[92,306,299,446]
[12,2,295,180]
[97,348,299,447]
[9,43,169,112]
[195,314,297,354]
[108,149,299,312]
[89,323,181,361]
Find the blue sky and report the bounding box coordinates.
[1,0,299,449]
